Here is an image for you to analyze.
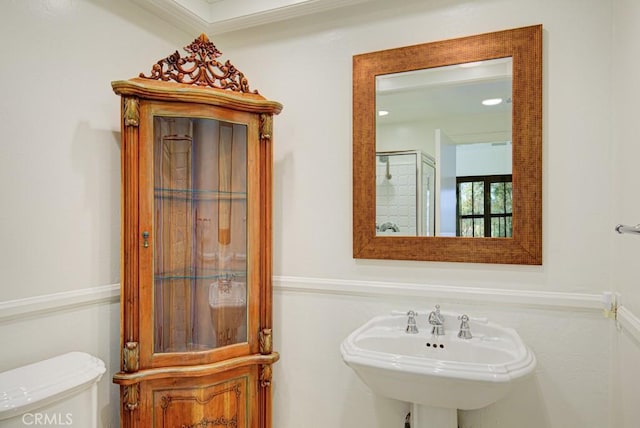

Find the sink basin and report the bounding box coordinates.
[340,311,536,415]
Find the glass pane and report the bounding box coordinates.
[505,182,512,213]
[473,218,484,237]
[153,117,248,353]
[490,182,505,214]
[491,217,504,237]
[490,215,513,237]
[460,218,473,237]
[459,182,473,216]
[473,181,484,214]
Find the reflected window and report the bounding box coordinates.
[456,175,512,237]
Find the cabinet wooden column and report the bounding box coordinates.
[112,34,282,428]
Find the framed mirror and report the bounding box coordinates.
[353,25,542,264]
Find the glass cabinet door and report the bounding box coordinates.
[152,116,248,353]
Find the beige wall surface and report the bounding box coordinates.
[1,0,639,427]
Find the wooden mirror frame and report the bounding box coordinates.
[353,25,542,265]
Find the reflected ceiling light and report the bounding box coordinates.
[482,98,503,106]
[378,110,389,116]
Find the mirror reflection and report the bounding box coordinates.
[375,58,513,237]
[375,150,436,236]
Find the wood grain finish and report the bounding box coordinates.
[141,366,260,428]
[114,53,280,428]
[140,33,257,94]
[112,79,282,115]
[353,25,542,265]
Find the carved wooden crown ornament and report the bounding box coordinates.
[139,33,257,94]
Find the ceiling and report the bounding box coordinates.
[132,0,376,34]
[376,58,513,144]
[133,0,512,145]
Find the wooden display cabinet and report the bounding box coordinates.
[112,34,282,428]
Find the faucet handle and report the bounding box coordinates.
[457,314,472,339]
[405,310,419,334]
[428,304,444,325]
[428,305,446,336]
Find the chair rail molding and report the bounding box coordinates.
[617,305,640,343]
[7,278,639,339]
[273,275,606,312]
[0,284,120,323]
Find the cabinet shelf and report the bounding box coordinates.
[155,187,247,202]
[155,270,247,281]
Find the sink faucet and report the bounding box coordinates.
[378,222,400,232]
[428,305,445,336]
[457,314,472,339]
[405,310,419,334]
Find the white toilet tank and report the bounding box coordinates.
[0,352,106,428]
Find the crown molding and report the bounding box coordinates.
[132,0,374,35]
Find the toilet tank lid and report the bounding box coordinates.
[0,352,106,421]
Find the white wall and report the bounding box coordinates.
[273,278,610,428]
[211,0,617,426]
[0,289,120,427]
[0,0,189,426]
[216,0,613,292]
[611,0,640,427]
[0,0,188,301]
[2,0,639,427]
[612,0,640,321]
[377,121,436,156]
[456,142,512,176]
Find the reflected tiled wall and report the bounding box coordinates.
[376,155,416,235]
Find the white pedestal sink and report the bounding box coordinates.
[340,310,536,428]
[411,404,457,428]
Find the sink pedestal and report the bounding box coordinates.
[411,404,457,428]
